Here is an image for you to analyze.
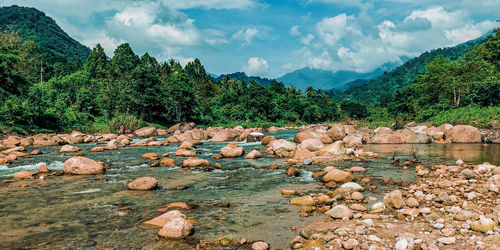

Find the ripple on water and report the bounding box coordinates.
[0,161,63,177]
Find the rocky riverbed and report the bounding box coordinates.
[0,123,498,249]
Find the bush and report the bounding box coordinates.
[106,113,139,133]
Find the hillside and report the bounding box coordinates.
[0,5,90,62]
[277,61,400,91]
[215,72,273,86]
[335,35,489,104]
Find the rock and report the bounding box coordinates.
[19,137,33,147]
[343,134,363,148]
[166,202,191,210]
[211,129,239,142]
[327,124,346,141]
[13,171,36,179]
[29,149,41,155]
[175,149,196,157]
[326,204,353,219]
[167,122,195,134]
[141,153,158,160]
[143,210,186,228]
[294,130,321,143]
[3,136,21,147]
[315,141,345,156]
[290,196,316,206]
[350,166,366,173]
[38,165,49,173]
[244,150,262,159]
[370,202,385,213]
[181,157,210,168]
[446,125,482,143]
[127,177,158,190]
[281,189,297,196]
[160,158,176,167]
[460,168,475,179]
[350,204,367,211]
[270,139,296,153]
[220,143,244,158]
[395,238,409,250]
[251,241,268,250]
[291,148,316,160]
[63,156,104,175]
[321,169,353,183]
[342,239,358,249]
[340,182,364,190]
[158,217,193,239]
[438,237,456,245]
[406,197,419,207]
[300,139,324,151]
[135,126,157,137]
[351,191,364,200]
[471,216,496,233]
[90,147,105,152]
[59,145,80,153]
[383,190,403,209]
[286,167,301,177]
[261,136,276,145]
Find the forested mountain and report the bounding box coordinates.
[0,5,90,62]
[277,61,401,91]
[334,35,490,104]
[215,72,273,86]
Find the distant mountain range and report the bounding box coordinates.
[0,5,90,62]
[213,72,274,86]
[276,61,403,91]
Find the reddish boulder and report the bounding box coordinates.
[63,156,104,175]
[127,177,158,190]
[220,143,244,158]
[446,125,482,143]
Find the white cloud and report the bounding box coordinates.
[300,34,315,45]
[290,25,301,36]
[242,57,269,76]
[161,0,257,10]
[231,28,259,46]
[293,7,498,73]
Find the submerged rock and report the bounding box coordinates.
[13,171,36,179]
[127,177,158,190]
[143,210,186,228]
[63,156,104,175]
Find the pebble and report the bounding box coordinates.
[438,237,456,245]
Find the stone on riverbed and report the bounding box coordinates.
[251,241,269,250]
[383,190,403,209]
[445,125,482,143]
[59,145,80,153]
[143,210,186,228]
[141,153,158,160]
[321,168,353,183]
[290,196,316,206]
[326,204,353,219]
[13,171,36,179]
[470,216,496,233]
[315,141,345,156]
[127,177,158,190]
[220,143,244,158]
[244,150,262,159]
[158,217,193,239]
[181,157,210,167]
[175,149,196,157]
[134,126,157,137]
[63,156,104,175]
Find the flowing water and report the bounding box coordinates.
[0,130,498,249]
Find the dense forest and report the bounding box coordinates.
[0,6,498,133]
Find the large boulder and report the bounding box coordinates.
[175,149,196,157]
[127,177,158,190]
[270,139,297,157]
[2,136,21,148]
[181,157,210,167]
[294,130,321,143]
[261,136,276,145]
[211,129,239,142]
[383,190,403,209]
[63,156,104,175]
[158,217,193,239]
[321,168,353,183]
[316,141,345,156]
[167,122,196,134]
[291,148,316,160]
[135,126,157,137]
[446,125,482,143]
[326,124,346,141]
[343,134,363,148]
[300,139,324,151]
[220,143,244,158]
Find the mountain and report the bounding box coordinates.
[276,61,401,91]
[335,34,491,104]
[215,72,273,86]
[0,5,90,62]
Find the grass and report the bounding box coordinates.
[427,105,500,128]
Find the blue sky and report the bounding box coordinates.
[2,0,499,77]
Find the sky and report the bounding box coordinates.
[1,0,499,78]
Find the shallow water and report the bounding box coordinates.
[0,131,498,249]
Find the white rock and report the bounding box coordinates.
[438,237,455,245]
